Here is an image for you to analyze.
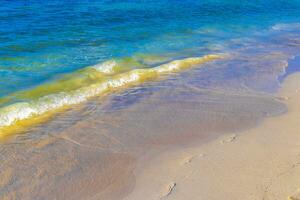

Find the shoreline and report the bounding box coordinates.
[2,2,300,200]
[0,54,223,138]
[0,69,288,200]
[124,72,300,200]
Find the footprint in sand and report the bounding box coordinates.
[181,155,195,165]
[220,134,237,144]
[181,153,205,165]
[160,182,176,198]
[288,189,300,200]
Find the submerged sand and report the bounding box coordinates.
[124,73,300,200]
[0,75,284,200]
[0,57,296,200]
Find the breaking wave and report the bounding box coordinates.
[0,54,224,134]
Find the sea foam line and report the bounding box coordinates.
[0,54,224,132]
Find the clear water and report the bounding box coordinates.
[1,0,300,96]
[1,0,300,133]
[2,2,300,198]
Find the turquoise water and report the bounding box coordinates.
[1,0,300,96]
[1,0,300,133]
[1,2,300,198]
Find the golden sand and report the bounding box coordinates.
[124,72,300,200]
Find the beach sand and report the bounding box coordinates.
[124,72,300,200]
[0,65,295,200]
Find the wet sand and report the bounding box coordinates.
[0,35,298,199]
[124,72,300,200]
[0,76,285,199]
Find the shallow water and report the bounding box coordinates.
[1,1,300,199]
[1,0,300,132]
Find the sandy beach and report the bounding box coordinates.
[124,72,300,200]
[2,2,300,200]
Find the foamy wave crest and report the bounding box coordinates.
[92,60,118,74]
[91,57,147,75]
[0,54,224,132]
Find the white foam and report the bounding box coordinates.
[0,55,222,129]
[92,60,118,74]
[107,71,141,88]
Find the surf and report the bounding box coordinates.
[0,54,224,137]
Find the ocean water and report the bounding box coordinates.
[2,1,300,199]
[0,1,300,131]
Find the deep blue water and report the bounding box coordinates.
[1,0,300,97]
